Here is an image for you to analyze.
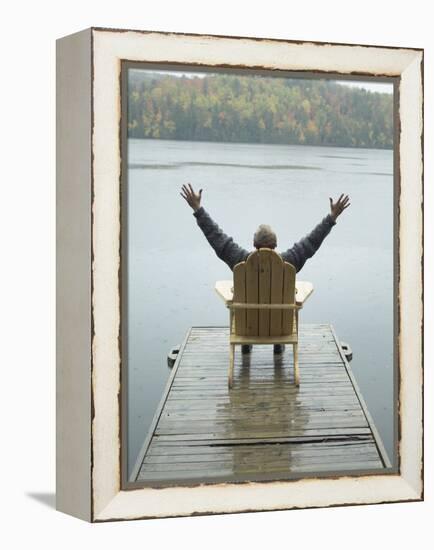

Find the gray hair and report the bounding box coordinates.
[253,224,277,249]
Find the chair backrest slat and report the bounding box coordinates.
[245,252,259,336]
[233,249,296,337]
[258,249,272,336]
[233,262,247,335]
[270,252,284,336]
[282,262,296,336]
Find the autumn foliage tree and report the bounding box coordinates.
[128,71,393,149]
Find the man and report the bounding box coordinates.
[180,183,350,354]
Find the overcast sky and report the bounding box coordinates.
[132,68,393,95]
[334,80,393,94]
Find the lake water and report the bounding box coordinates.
[127,138,395,478]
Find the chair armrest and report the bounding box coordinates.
[216,280,313,306]
[295,281,314,305]
[229,302,301,310]
[215,280,234,305]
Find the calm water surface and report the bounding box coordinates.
[127,138,394,477]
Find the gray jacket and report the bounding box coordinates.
[193,206,336,272]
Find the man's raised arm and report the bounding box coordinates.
[281,194,350,272]
[181,183,249,271]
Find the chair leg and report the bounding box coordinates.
[293,343,300,386]
[228,343,235,389]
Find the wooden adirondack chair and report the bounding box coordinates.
[225,248,302,389]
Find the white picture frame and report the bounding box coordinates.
[56,26,423,522]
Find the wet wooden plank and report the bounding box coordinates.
[150,427,373,442]
[150,433,374,448]
[142,450,382,468]
[133,324,390,483]
[138,464,383,482]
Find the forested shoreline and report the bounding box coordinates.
[128,71,393,149]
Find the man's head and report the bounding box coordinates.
[253,224,277,250]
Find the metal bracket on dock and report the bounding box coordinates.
[341,341,353,362]
[167,345,181,368]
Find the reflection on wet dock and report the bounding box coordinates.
[131,324,391,485]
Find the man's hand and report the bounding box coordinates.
[329,194,350,221]
[180,183,203,212]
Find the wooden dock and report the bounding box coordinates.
[131,324,391,485]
